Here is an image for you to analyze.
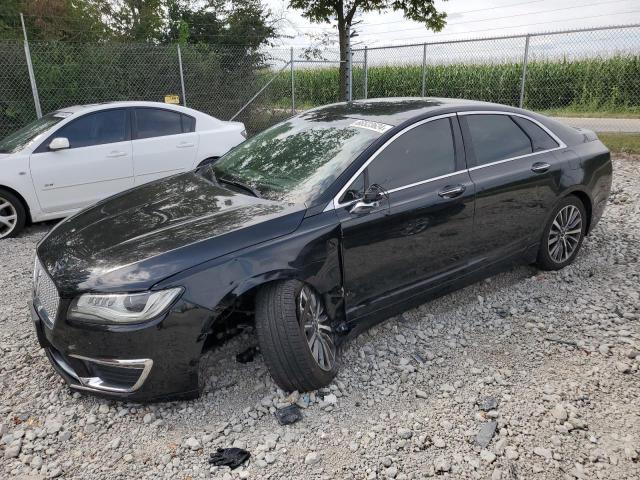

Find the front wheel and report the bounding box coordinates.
[255,280,338,392]
[536,196,587,271]
[0,189,26,239]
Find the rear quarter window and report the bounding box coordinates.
[511,116,559,151]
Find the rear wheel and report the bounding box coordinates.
[0,189,26,239]
[536,196,586,270]
[255,280,338,392]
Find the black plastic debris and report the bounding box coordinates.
[275,404,303,426]
[209,448,251,469]
[411,352,426,364]
[236,346,258,364]
[479,397,499,412]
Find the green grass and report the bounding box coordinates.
[598,133,640,154]
[542,108,640,119]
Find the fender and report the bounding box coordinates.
[0,152,42,220]
[156,210,346,330]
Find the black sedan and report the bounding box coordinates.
[31,98,612,401]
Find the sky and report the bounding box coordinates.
[266,0,640,48]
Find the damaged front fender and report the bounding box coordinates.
[156,210,345,332]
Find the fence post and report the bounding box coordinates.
[363,46,368,100]
[290,47,295,114]
[421,43,427,97]
[519,35,530,108]
[177,44,187,107]
[347,47,353,102]
[20,13,42,119]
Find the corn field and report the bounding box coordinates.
[263,55,640,115]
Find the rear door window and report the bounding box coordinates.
[465,114,533,166]
[134,108,184,139]
[367,118,456,191]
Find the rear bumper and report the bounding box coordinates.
[31,299,210,402]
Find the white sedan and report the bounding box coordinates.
[0,101,246,238]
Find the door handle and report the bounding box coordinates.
[106,151,127,158]
[531,162,551,173]
[438,184,466,198]
[177,142,195,148]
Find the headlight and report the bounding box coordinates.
[68,288,183,324]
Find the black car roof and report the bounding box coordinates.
[300,97,521,126]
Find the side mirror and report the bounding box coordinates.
[350,200,379,215]
[363,190,381,203]
[363,184,384,203]
[348,184,386,214]
[49,137,70,151]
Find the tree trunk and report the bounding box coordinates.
[337,15,348,101]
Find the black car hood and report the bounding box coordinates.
[37,172,304,295]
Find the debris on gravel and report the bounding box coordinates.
[1,155,639,479]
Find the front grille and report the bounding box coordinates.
[34,258,60,328]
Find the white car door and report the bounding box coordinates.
[132,107,199,185]
[30,109,134,214]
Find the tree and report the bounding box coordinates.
[289,0,447,100]
[0,0,110,41]
[108,0,166,41]
[164,0,276,48]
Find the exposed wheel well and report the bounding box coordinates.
[0,185,31,224]
[200,285,259,353]
[196,156,219,168]
[567,191,592,233]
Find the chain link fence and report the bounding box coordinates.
[1,24,639,140]
[352,25,640,133]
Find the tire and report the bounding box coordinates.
[0,189,26,239]
[536,196,587,271]
[255,280,338,392]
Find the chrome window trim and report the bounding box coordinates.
[326,113,457,212]
[386,170,467,194]
[467,146,563,172]
[324,110,566,212]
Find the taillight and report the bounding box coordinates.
[240,129,247,139]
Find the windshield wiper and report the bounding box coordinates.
[218,177,262,198]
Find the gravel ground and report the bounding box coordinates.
[1,154,639,480]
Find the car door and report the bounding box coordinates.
[335,115,475,321]
[132,107,199,185]
[459,112,562,261]
[30,108,133,214]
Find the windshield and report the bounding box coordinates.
[0,113,67,153]
[209,112,388,204]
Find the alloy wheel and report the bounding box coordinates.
[548,204,582,263]
[297,285,336,371]
[0,197,18,239]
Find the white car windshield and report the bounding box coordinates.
[0,113,66,153]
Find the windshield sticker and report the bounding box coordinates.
[350,119,393,134]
